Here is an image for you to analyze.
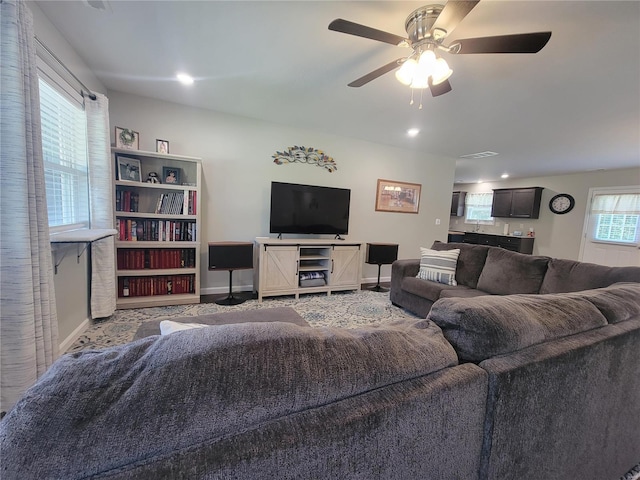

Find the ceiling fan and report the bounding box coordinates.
[328,1,551,99]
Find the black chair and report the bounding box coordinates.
[208,242,254,305]
[365,243,399,292]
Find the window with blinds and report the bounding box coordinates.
[591,192,640,245]
[39,77,89,229]
[464,192,495,225]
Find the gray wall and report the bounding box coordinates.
[450,168,640,260]
[107,91,455,294]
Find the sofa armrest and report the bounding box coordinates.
[391,259,420,292]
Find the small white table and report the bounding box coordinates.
[50,228,118,274]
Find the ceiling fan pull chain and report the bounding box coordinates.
[410,88,414,106]
[419,88,424,110]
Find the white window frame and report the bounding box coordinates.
[464,192,495,226]
[587,188,640,247]
[38,61,90,233]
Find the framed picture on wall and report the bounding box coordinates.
[115,127,139,150]
[117,156,142,182]
[375,179,421,214]
[162,166,181,185]
[156,139,169,154]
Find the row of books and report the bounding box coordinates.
[114,190,198,215]
[116,219,196,242]
[115,190,139,212]
[117,248,196,270]
[118,275,195,298]
[155,191,197,215]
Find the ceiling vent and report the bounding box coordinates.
[83,0,110,11]
[459,151,499,159]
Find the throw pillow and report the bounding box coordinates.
[160,320,208,335]
[417,248,460,286]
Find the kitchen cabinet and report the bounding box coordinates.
[463,233,534,254]
[491,187,543,219]
[451,191,466,217]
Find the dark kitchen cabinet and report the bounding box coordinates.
[451,191,466,217]
[491,187,543,219]
[463,233,534,254]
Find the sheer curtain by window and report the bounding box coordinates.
[86,94,116,318]
[465,192,495,225]
[591,193,640,215]
[0,0,59,413]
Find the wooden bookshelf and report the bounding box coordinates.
[112,148,201,309]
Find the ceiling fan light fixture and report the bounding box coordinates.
[430,57,453,85]
[395,58,417,85]
[410,76,430,89]
[418,49,436,70]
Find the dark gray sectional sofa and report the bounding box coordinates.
[1,244,639,479]
[391,241,640,317]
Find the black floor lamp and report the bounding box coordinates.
[208,242,254,305]
[365,243,399,292]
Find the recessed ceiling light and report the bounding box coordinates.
[501,173,509,179]
[477,180,484,184]
[407,128,420,137]
[176,73,194,86]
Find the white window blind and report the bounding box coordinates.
[39,77,89,229]
[591,193,640,244]
[465,192,495,225]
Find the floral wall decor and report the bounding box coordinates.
[272,146,337,173]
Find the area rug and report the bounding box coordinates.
[67,290,419,352]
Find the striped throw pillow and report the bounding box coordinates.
[417,248,460,286]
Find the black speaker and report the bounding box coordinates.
[208,242,254,305]
[208,242,253,270]
[366,243,398,292]
[366,243,399,265]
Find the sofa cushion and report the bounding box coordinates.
[403,276,459,302]
[431,241,490,289]
[417,247,460,286]
[439,287,491,299]
[133,306,308,340]
[427,293,608,362]
[539,258,640,294]
[566,282,640,324]
[0,319,458,479]
[476,248,549,295]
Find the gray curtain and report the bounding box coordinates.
[86,94,116,319]
[0,0,59,413]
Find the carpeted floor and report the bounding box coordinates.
[68,289,418,352]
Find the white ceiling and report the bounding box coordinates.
[35,0,640,183]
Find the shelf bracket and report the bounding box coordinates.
[50,228,117,274]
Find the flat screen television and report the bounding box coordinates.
[269,181,351,236]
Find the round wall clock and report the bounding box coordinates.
[549,193,575,214]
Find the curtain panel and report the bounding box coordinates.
[0,0,59,413]
[86,94,116,319]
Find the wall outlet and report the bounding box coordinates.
[435,218,441,225]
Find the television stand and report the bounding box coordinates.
[254,238,363,302]
[334,234,345,240]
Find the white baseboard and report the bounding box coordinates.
[59,317,91,354]
[200,277,391,296]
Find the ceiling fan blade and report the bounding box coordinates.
[429,78,453,97]
[450,32,552,54]
[431,1,480,37]
[348,59,403,87]
[329,19,408,46]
